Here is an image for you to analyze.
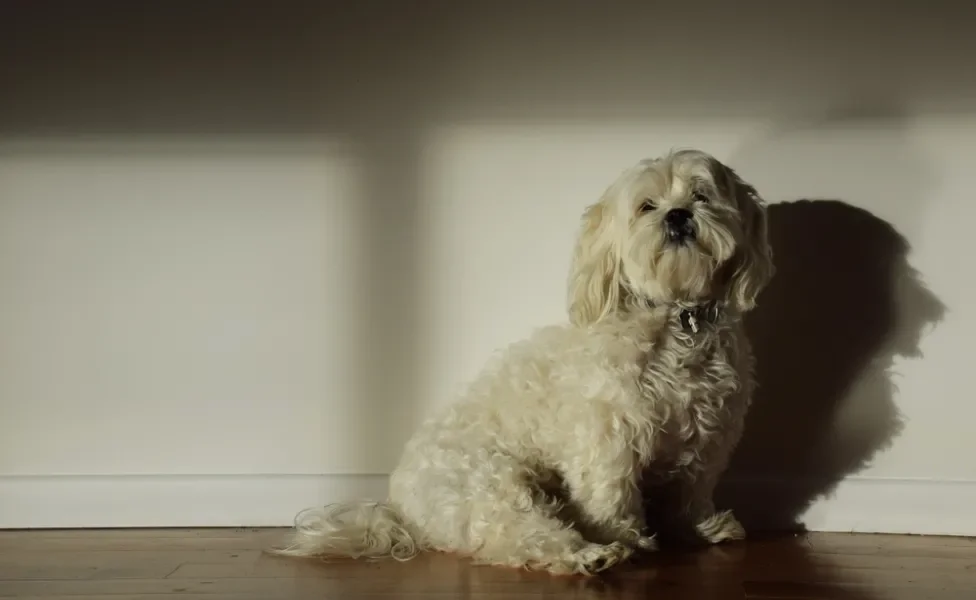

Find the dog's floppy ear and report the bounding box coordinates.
[567,195,621,327]
[723,166,775,312]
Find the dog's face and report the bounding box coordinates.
[568,149,774,326]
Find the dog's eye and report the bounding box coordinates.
[639,200,657,213]
[692,191,709,203]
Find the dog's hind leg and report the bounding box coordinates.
[469,505,633,575]
[395,451,632,575]
[463,474,634,576]
[558,439,656,552]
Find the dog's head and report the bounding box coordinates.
[567,149,774,326]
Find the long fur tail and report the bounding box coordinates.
[268,501,421,561]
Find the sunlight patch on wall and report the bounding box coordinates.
[0,137,372,475]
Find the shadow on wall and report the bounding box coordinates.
[712,104,948,532]
[0,1,453,471]
[717,200,946,532]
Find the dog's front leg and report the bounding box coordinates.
[563,458,657,551]
[681,467,745,545]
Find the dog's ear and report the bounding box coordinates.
[724,167,775,312]
[567,196,621,327]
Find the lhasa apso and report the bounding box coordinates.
[273,149,774,575]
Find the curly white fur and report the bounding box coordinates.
[272,149,774,575]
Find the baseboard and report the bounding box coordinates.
[2,474,975,536]
[718,476,976,537]
[0,474,388,529]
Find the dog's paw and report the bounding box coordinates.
[571,541,633,575]
[634,534,658,551]
[695,510,746,544]
[621,530,657,552]
[611,521,658,552]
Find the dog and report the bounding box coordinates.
[272,149,774,576]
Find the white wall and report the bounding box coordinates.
[0,1,972,533]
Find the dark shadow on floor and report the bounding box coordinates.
[715,200,946,532]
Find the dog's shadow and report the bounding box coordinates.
[715,199,946,533]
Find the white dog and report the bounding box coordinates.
[273,149,774,576]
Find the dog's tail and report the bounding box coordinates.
[268,501,422,561]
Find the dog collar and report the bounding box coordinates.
[677,302,722,333]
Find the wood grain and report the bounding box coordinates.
[1,528,975,599]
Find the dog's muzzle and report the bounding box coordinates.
[664,208,695,243]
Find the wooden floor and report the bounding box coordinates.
[1,528,975,599]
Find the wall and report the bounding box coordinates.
[0,1,971,534]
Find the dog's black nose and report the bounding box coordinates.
[665,208,693,228]
[664,208,695,242]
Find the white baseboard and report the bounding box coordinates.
[0,474,388,529]
[2,474,975,536]
[719,476,976,537]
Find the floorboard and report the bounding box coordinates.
[1,528,974,599]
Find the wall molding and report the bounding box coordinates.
[0,474,388,529]
[718,475,976,537]
[2,474,975,536]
